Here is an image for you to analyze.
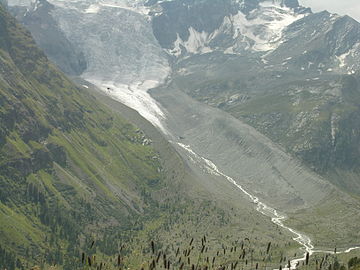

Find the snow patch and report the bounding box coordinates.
[226,4,308,52]
[85,4,100,13]
[168,34,182,57]
[167,27,215,56]
[337,51,350,68]
[336,42,360,72]
[185,27,213,54]
[330,114,339,146]
[167,0,308,56]
[99,1,150,16]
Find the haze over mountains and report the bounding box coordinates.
[2,0,360,268]
[299,0,360,22]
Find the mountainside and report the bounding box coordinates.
[151,0,310,55]
[4,0,360,268]
[145,0,360,194]
[9,0,86,75]
[0,4,308,269]
[0,4,167,267]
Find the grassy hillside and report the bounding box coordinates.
[0,4,169,268]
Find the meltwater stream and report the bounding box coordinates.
[177,143,360,269]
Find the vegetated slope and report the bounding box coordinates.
[0,6,300,270]
[0,4,165,268]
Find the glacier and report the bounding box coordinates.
[47,0,171,132]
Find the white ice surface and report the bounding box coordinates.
[49,0,170,132]
[167,27,214,56]
[88,78,170,134]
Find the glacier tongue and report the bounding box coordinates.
[49,1,171,132]
[89,79,170,134]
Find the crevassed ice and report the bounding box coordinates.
[50,0,171,132]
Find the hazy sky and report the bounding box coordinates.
[299,0,360,22]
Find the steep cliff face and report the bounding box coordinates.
[151,0,241,49]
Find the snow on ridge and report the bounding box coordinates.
[7,0,34,7]
[259,0,286,8]
[230,3,308,52]
[336,42,360,74]
[184,27,213,54]
[167,1,309,57]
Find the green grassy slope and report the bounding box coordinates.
[0,4,169,268]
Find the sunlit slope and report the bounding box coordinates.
[0,4,166,266]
